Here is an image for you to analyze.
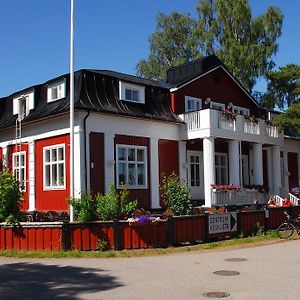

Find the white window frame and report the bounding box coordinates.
[210,101,225,111]
[43,144,66,190]
[185,96,202,113]
[233,105,250,116]
[47,79,66,102]
[13,91,34,118]
[119,81,145,104]
[12,151,26,191]
[116,144,148,189]
[215,152,228,185]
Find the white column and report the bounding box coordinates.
[150,137,160,209]
[228,140,240,185]
[104,133,115,193]
[203,137,215,207]
[178,141,187,183]
[28,141,35,211]
[2,146,8,169]
[283,151,289,190]
[266,147,273,193]
[272,145,281,195]
[74,127,85,197]
[252,143,263,185]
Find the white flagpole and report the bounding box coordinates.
[69,0,75,222]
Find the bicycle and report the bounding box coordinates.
[277,211,300,239]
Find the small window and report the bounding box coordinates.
[13,152,26,191]
[233,105,249,116]
[43,144,65,190]
[215,153,228,185]
[47,79,66,102]
[185,96,202,113]
[210,101,225,111]
[116,144,147,189]
[119,81,145,104]
[13,91,34,118]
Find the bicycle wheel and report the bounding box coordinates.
[277,223,295,239]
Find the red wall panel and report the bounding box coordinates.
[171,68,257,114]
[8,144,29,210]
[115,135,151,210]
[35,134,70,211]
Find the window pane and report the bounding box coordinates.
[195,164,200,182]
[195,156,199,163]
[132,90,139,101]
[220,155,226,166]
[128,148,135,161]
[45,150,50,163]
[128,164,136,185]
[58,163,64,186]
[190,156,194,163]
[118,148,125,161]
[137,149,144,162]
[45,165,50,187]
[220,168,226,184]
[58,147,64,161]
[215,155,219,165]
[52,149,57,162]
[191,166,195,186]
[20,169,25,182]
[52,165,57,186]
[14,155,19,167]
[51,87,58,100]
[137,164,145,185]
[20,154,25,167]
[118,163,126,185]
[125,88,132,100]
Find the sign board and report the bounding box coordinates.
[208,212,237,234]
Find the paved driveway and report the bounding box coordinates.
[0,240,300,299]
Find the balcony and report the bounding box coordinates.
[179,109,283,145]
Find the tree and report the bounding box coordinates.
[274,102,300,132]
[137,0,283,93]
[261,64,300,109]
[136,12,200,80]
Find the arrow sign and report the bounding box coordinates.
[208,212,237,234]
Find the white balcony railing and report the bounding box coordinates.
[218,113,236,131]
[181,111,201,131]
[211,189,268,206]
[266,125,279,138]
[244,121,259,135]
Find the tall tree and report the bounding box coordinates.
[261,64,300,109]
[275,102,300,132]
[137,0,283,93]
[136,12,199,80]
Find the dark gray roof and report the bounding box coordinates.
[0,70,183,130]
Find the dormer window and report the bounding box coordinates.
[13,91,34,119]
[185,96,202,112]
[119,81,145,104]
[47,79,66,102]
[233,105,249,116]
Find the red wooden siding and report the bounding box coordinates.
[158,139,179,207]
[8,144,29,211]
[238,211,265,236]
[288,152,299,190]
[171,68,257,115]
[35,134,70,211]
[89,132,105,196]
[114,134,151,210]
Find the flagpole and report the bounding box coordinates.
[69,0,75,222]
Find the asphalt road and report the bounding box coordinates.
[0,240,300,300]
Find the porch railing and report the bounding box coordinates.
[289,193,300,205]
[218,112,236,131]
[211,189,268,206]
[266,125,279,138]
[181,111,201,131]
[274,195,284,206]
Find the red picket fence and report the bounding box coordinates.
[0,223,63,251]
[172,215,206,244]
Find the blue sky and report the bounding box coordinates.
[0,0,299,97]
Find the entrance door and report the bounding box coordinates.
[187,151,204,199]
[241,155,249,186]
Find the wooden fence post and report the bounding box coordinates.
[62,222,71,251]
[167,217,174,247]
[113,219,119,250]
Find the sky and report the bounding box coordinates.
[0,0,299,97]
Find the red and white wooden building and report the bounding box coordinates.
[0,55,299,211]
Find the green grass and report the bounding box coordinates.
[0,230,282,259]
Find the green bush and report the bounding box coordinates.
[96,184,138,221]
[68,191,98,222]
[161,172,193,216]
[0,170,23,223]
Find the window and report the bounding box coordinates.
[215,153,228,185]
[185,96,202,112]
[43,144,65,190]
[13,91,34,119]
[119,81,145,104]
[116,145,147,188]
[47,79,66,102]
[13,152,26,190]
[210,101,225,111]
[233,105,249,116]
[190,154,201,187]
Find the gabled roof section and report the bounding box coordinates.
[167,54,258,107]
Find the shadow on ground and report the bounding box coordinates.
[0,262,123,299]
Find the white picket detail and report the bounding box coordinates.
[274,195,284,206]
[289,193,300,205]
